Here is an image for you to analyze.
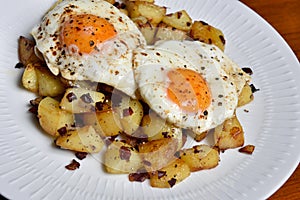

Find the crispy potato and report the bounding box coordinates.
[238,83,254,107]
[193,131,207,142]
[95,110,122,137]
[179,145,219,172]
[104,140,143,173]
[138,138,178,172]
[141,112,184,149]
[133,17,157,45]
[126,1,166,25]
[150,158,190,188]
[141,112,167,138]
[155,22,189,42]
[162,10,192,31]
[18,36,41,66]
[113,95,144,136]
[183,128,208,142]
[38,97,75,137]
[190,21,226,51]
[35,64,65,97]
[239,144,255,155]
[22,64,38,93]
[82,99,123,137]
[60,88,105,113]
[22,63,65,97]
[214,115,244,150]
[55,125,104,153]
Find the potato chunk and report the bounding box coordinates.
[60,88,105,113]
[162,10,192,31]
[214,115,244,150]
[104,141,143,173]
[239,144,255,155]
[35,64,65,97]
[179,145,219,172]
[155,22,189,41]
[238,83,254,107]
[83,110,122,137]
[126,1,166,25]
[113,95,144,136]
[82,99,123,137]
[22,63,65,97]
[138,138,178,172]
[190,21,226,51]
[55,125,104,153]
[22,64,38,93]
[18,36,41,66]
[150,158,190,188]
[141,112,184,150]
[133,17,157,45]
[38,97,75,137]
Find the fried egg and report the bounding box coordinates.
[31,0,146,97]
[133,40,250,133]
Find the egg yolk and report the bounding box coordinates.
[167,68,211,113]
[61,14,117,54]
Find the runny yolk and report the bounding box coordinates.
[167,68,211,113]
[61,14,117,54]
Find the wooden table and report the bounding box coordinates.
[240,0,300,199]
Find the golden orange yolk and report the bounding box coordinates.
[167,68,211,113]
[61,14,117,54]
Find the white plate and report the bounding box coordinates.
[0,0,299,199]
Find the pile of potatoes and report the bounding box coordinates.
[18,0,255,188]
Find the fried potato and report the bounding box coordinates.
[155,22,189,41]
[141,112,167,138]
[126,1,166,25]
[18,36,41,66]
[22,64,38,93]
[104,140,143,173]
[138,137,178,172]
[214,115,244,150]
[133,17,157,45]
[179,145,219,172]
[162,10,192,31]
[55,125,104,153]
[82,99,123,137]
[60,88,105,113]
[150,158,190,188]
[35,64,65,97]
[183,128,208,142]
[190,21,226,51]
[38,97,75,137]
[238,83,254,107]
[22,63,65,97]
[141,112,184,149]
[239,144,255,155]
[113,95,144,136]
[95,110,123,137]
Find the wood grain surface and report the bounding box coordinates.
[240,0,300,199]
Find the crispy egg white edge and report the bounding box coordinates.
[133,40,239,133]
[31,0,146,98]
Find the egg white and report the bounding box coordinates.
[154,40,251,94]
[31,0,146,97]
[133,40,246,133]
